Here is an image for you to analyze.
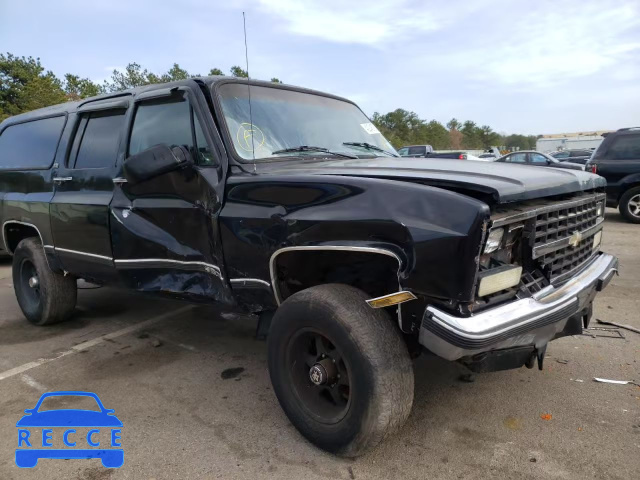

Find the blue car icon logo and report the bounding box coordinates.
[16,391,123,468]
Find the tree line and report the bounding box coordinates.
[372,109,538,151]
[0,52,281,121]
[1,52,538,150]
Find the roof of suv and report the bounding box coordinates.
[1,76,351,126]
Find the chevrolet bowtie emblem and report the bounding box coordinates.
[568,231,583,248]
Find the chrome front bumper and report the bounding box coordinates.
[419,253,618,361]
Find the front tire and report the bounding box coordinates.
[268,284,414,457]
[12,238,77,325]
[619,187,640,224]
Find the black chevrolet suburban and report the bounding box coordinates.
[586,127,640,223]
[0,77,618,456]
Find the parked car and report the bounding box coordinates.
[0,77,617,457]
[479,147,502,160]
[586,127,640,223]
[464,153,491,161]
[496,150,584,170]
[397,145,433,157]
[428,151,473,159]
[549,149,593,165]
[398,146,474,160]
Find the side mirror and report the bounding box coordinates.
[123,144,192,185]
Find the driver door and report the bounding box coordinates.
[109,85,232,304]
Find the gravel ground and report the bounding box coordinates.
[0,209,638,479]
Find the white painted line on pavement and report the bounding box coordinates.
[20,374,47,392]
[0,305,193,382]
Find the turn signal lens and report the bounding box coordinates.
[592,231,602,252]
[366,291,417,308]
[484,228,505,254]
[478,266,523,297]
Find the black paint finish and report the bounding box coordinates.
[0,77,608,334]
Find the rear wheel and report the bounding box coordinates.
[619,186,640,224]
[12,238,77,325]
[268,284,414,457]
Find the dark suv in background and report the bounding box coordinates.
[587,128,640,223]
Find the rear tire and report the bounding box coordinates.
[619,186,640,224]
[268,284,414,457]
[12,238,77,325]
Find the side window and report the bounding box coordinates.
[530,153,548,164]
[0,116,66,169]
[408,146,426,156]
[505,153,526,163]
[193,116,215,165]
[554,151,569,159]
[607,135,640,160]
[71,110,126,169]
[129,96,214,165]
[397,147,409,156]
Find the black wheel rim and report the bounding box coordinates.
[19,259,41,309]
[286,328,351,424]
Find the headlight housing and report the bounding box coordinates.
[477,265,523,297]
[484,228,504,254]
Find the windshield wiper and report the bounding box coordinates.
[272,146,357,159]
[342,142,398,157]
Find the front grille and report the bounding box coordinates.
[532,195,602,282]
[537,236,596,281]
[533,196,599,246]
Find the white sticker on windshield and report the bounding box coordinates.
[360,123,380,135]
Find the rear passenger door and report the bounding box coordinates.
[50,99,130,281]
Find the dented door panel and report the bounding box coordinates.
[110,165,232,303]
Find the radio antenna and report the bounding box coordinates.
[243,11,256,172]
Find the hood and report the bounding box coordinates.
[550,161,585,171]
[255,157,606,204]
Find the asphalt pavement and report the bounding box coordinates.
[0,209,638,479]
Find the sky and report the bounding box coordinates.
[1,0,639,135]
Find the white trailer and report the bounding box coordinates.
[537,132,610,153]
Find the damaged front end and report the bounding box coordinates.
[419,192,618,372]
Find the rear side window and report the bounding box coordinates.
[505,153,526,163]
[529,153,548,164]
[571,150,591,157]
[71,111,126,169]
[0,116,66,169]
[128,96,214,164]
[607,134,640,160]
[408,146,426,156]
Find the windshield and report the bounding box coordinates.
[217,83,397,161]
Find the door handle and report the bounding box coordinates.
[53,177,73,184]
[112,177,128,185]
